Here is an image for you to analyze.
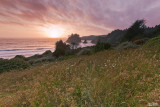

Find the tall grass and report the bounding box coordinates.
[0,39,160,106]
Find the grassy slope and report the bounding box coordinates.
[0,42,160,106]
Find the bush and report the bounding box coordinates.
[14,55,27,61]
[53,40,70,57]
[116,42,139,50]
[94,41,111,52]
[77,48,92,56]
[42,50,52,56]
[0,58,30,73]
[133,38,148,45]
[144,36,160,51]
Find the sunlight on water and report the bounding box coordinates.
[0,39,56,59]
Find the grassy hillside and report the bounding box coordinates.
[0,38,160,106]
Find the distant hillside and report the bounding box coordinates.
[81,29,126,45]
[81,24,160,45]
[81,35,99,40]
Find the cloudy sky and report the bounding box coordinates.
[0,0,160,38]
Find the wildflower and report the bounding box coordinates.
[112,64,116,67]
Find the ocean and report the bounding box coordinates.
[0,38,95,59]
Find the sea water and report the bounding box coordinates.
[0,38,56,59]
[0,39,95,59]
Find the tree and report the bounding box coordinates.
[122,19,146,41]
[53,40,70,57]
[94,40,111,52]
[66,34,81,49]
[66,34,81,43]
[71,42,77,49]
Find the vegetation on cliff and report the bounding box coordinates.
[82,20,160,46]
[0,36,160,106]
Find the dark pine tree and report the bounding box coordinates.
[122,19,146,41]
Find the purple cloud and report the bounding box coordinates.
[0,0,160,36]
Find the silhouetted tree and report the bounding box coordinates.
[66,34,81,49]
[122,19,146,41]
[71,42,78,49]
[145,25,160,38]
[53,40,70,57]
[67,34,81,43]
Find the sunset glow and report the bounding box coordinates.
[45,26,64,38]
[0,0,160,38]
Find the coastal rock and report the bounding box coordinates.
[83,40,88,44]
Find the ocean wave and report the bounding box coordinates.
[0,48,53,52]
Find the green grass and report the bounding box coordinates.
[0,37,160,106]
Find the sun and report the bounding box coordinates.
[46,26,64,38]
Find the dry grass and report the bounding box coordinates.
[0,48,160,106]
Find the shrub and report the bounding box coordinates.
[77,48,92,56]
[144,36,160,51]
[94,41,111,52]
[14,55,27,61]
[42,50,52,56]
[133,38,148,45]
[0,58,30,73]
[116,42,139,50]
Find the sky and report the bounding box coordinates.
[0,0,160,38]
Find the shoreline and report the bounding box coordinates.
[0,48,55,59]
[0,41,95,59]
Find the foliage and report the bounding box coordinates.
[144,25,160,38]
[122,19,146,41]
[70,42,78,49]
[14,55,27,61]
[94,40,111,52]
[0,44,160,106]
[0,58,30,73]
[133,38,148,45]
[81,21,160,46]
[116,41,139,50]
[104,29,127,44]
[42,50,52,56]
[66,34,81,49]
[53,40,70,57]
[144,35,160,51]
